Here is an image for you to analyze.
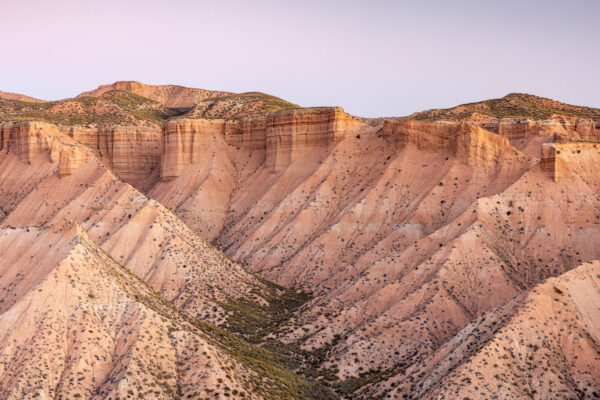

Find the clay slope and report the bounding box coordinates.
[0,224,332,399]
[392,260,600,400]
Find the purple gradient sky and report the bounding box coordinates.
[1,0,598,117]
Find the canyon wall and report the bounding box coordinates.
[0,122,161,186]
[541,142,600,181]
[0,122,61,163]
[161,118,232,180]
[161,107,362,179]
[70,125,162,186]
[1,108,362,186]
[381,119,460,151]
[58,145,89,177]
[490,117,597,141]
[5,113,597,189]
[384,116,598,145]
[382,119,524,171]
[263,107,359,171]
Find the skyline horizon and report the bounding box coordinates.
[3,79,599,119]
[2,0,599,117]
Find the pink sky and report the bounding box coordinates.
[1,0,598,117]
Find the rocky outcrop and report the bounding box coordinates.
[455,124,518,170]
[381,119,459,150]
[58,145,89,177]
[70,125,162,187]
[550,116,598,142]
[0,122,161,187]
[0,122,61,163]
[161,107,362,179]
[382,119,526,171]
[227,118,267,150]
[390,116,599,145]
[263,107,359,171]
[496,118,540,140]
[486,116,598,142]
[541,142,600,181]
[161,118,229,180]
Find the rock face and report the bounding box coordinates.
[541,142,600,181]
[263,107,359,171]
[161,118,231,180]
[58,145,89,177]
[381,119,460,150]
[385,116,599,145]
[495,116,599,142]
[382,119,528,171]
[0,122,60,163]
[70,125,162,188]
[0,122,162,188]
[161,107,361,179]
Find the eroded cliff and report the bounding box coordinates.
[161,107,362,179]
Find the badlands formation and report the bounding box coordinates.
[1,82,600,399]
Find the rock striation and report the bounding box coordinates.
[57,145,89,177]
[382,119,528,171]
[0,121,60,163]
[0,121,162,188]
[494,116,598,142]
[541,142,600,181]
[161,107,362,179]
[70,125,162,187]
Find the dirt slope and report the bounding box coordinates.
[0,224,333,399]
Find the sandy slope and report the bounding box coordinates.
[0,224,260,399]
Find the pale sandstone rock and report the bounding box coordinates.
[70,125,162,188]
[161,107,362,179]
[58,145,89,177]
[541,142,600,181]
[0,121,59,163]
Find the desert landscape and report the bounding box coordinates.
[0,81,599,399]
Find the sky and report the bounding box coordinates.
[1,0,599,117]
